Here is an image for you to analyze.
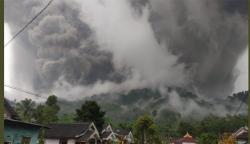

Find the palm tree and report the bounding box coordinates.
[15,98,36,122]
[133,114,161,144]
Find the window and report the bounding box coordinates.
[89,139,96,144]
[75,142,85,144]
[59,139,68,144]
[21,137,31,144]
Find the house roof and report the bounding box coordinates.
[233,126,248,137]
[181,133,197,143]
[236,131,248,140]
[103,124,109,129]
[171,133,197,144]
[4,98,20,120]
[4,118,48,128]
[77,129,97,141]
[101,131,112,139]
[102,124,113,134]
[44,123,91,139]
[115,129,130,136]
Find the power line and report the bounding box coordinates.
[4,84,72,106]
[4,0,54,47]
[4,84,47,100]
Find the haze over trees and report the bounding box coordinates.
[13,91,248,144]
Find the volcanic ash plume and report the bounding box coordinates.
[4,0,248,109]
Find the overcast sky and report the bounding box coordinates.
[4,0,248,102]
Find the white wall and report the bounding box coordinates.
[236,140,248,144]
[45,139,75,144]
[67,139,76,144]
[45,139,60,144]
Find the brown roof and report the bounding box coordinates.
[171,133,197,144]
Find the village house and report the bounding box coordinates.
[44,123,101,144]
[100,124,118,144]
[232,126,248,144]
[4,98,47,144]
[170,132,197,144]
[101,124,118,144]
[114,129,134,144]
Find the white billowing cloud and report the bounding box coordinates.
[51,71,171,101]
[44,0,188,100]
[156,90,231,118]
[4,22,37,101]
[75,0,187,90]
[234,48,248,93]
[4,23,13,86]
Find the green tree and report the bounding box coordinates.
[58,113,75,123]
[173,114,248,144]
[118,122,133,130]
[133,114,162,144]
[197,133,217,144]
[33,95,60,124]
[15,98,36,122]
[38,128,45,144]
[33,104,45,123]
[75,100,105,130]
[46,95,60,109]
[42,105,59,123]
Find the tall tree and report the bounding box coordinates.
[46,95,60,110]
[15,98,36,122]
[33,104,45,123]
[44,95,60,123]
[75,100,105,130]
[197,133,217,144]
[133,114,162,144]
[33,95,60,124]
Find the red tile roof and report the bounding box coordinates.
[171,133,197,144]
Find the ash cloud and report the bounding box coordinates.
[5,0,127,96]
[131,0,248,97]
[4,0,248,115]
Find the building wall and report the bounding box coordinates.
[4,124,40,144]
[45,139,76,144]
[236,140,248,144]
[68,139,76,144]
[45,139,60,144]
